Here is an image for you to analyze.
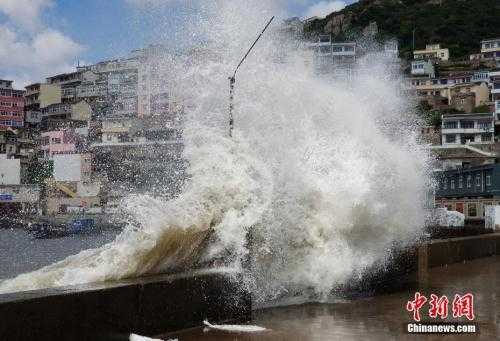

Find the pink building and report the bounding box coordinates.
[40,130,83,159]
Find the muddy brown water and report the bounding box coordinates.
[162,256,500,341]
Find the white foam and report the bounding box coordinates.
[203,320,267,333]
[130,333,165,341]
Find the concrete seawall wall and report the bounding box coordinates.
[417,232,500,285]
[0,270,250,341]
[2,233,500,340]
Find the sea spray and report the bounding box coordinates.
[0,0,431,306]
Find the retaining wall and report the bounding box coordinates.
[0,270,250,341]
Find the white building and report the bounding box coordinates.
[481,38,500,61]
[53,154,92,182]
[0,154,20,185]
[0,154,40,214]
[490,71,500,118]
[411,60,435,78]
[441,112,495,146]
[308,35,356,77]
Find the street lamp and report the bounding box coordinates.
[228,16,275,137]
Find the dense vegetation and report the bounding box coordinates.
[306,0,500,60]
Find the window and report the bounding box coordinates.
[467,175,472,188]
[320,46,331,54]
[443,178,448,190]
[478,121,491,130]
[468,203,477,217]
[481,134,492,142]
[451,180,455,189]
[476,176,481,187]
[459,176,463,188]
[445,135,456,143]
[486,175,492,186]
[460,121,474,129]
[443,121,458,129]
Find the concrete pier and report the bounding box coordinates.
[0,270,251,341]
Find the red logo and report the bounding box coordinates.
[406,293,475,321]
[406,292,427,322]
[452,293,475,321]
[429,294,449,319]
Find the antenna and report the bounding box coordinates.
[229,16,275,137]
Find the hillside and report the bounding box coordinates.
[305,0,500,59]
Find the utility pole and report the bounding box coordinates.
[412,28,417,50]
[228,16,275,137]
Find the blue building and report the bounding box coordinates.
[436,164,500,220]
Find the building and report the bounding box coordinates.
[278,17,304,40]
[46,71,83,103]
[411,60,435,78]
[76,57,139,119]
[40,129,86,159]
[431,144,496,170]
[45,153,101,214]
[413,44,449,62]
[435,164,500,220]
[420,126,441,145]
[383,40,399,58]
[0,154,39,214]
[91,116,185,197]
[490,71,500,118]
[0,80,24,129]
[133,45,180,118]
[309,35,356,61]
[410,73,490,111]
[41,100,92,130]
[24,83,61,112]
[441,112,494,147]
[481,38,500,62]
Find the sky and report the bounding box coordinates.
[0,0,358,87]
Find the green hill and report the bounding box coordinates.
[305,0,500,59]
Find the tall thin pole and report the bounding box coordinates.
[229,16,275,137]
[228,76,235,137]
[412,28,417,50]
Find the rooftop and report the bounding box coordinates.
[481,38,500,43]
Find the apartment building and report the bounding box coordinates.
[40,129,86,159]
[441,112,494,147]
[77,57,139,119]
[134,45,180,119]
[481,38,500,61]
[0,80,24,129]
[46,71,83,103]
[490,71,500,118]
[308,35,357,75]
[411,73,490,110]
[411,60,435,78]
[436,164,500,220]
[414,44,450,62]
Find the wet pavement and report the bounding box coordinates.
[163,256,500,340]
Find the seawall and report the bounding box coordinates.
[0,269,250,341]
[1,233,500,340]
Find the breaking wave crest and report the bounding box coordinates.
[0,0,431,305]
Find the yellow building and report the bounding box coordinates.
[414,44,450,62]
